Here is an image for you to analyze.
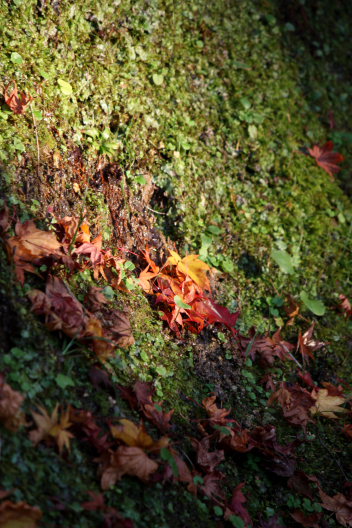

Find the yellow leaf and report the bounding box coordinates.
[310,389,347,419]
[110,419,155,449]
[166,250,211,290]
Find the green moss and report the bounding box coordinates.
[1,0,352,526]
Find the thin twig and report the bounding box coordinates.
[281,343,303,369]
[146,206,167,215]
[30,101,40,179]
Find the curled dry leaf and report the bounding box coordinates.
[0,500,42,528]
[310,388,347,419]
[4,81,33,114]
[0,374,25,431]
[239,329,294,366]
[308,141,344,178]
[29,276,88,338]
[297,323,326,362]
[268,382,315,429]
[6,220,63,283]
[29,404,74,454]
[101,446,159,489]
[319,489,352,527]
[29,277,134,359]
[339,294,352,318]
[191,436,225,472]
[201,471,226,501]
[202,395,232,427]
[250,425,297,477]
[290,510,321,528]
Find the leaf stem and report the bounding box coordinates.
[30,101,41,179]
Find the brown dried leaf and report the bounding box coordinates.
[28,277,88,338]
[0,374,25,431]
[0,500,42,528]
[101,446,158,489]
[191,436,225,472]
[268,382,315,429]
[202,395,232,427]
[6,220,63,283]
[290,510,322,528]
[319,489,352,527]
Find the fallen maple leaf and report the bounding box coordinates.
[202,395,232,427]
[342,424,352,440]
[0,374,25,431]
[142,401,174,433]
[225,482,252,526]
[201,471,226,501]
[308,141,344,178]
[339,294,352,318]
[4,81,33,114]
[29,404,74,454]
[239,329,295,366]
[250,424,297,477]
[288,471,321,500]
[166,250,211,290]
[319,489,352,527]
[101,446,159,489]
[28,276,88,338]
[297,323,326,362]
[6,220,63,283]
[268,382,315,429]
[310,388,347,419]
[0,500,42,528]
[290,510,322,528]
[191,436,225,472]
[81,491,106,511]
[110,419,168,452]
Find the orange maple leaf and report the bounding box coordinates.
[29,404,74,454]
[166,250,211,290]
[4,81,33,115]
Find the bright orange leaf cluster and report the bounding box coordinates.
[138,247,239,336]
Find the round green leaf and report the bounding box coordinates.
[152,73,164,86]
[271,249,294,274]
[300,291,326,316]
[55,373,75,389]
[57,79,73,95]
[11,52,24,64]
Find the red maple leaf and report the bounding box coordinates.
[308,141,344,178]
